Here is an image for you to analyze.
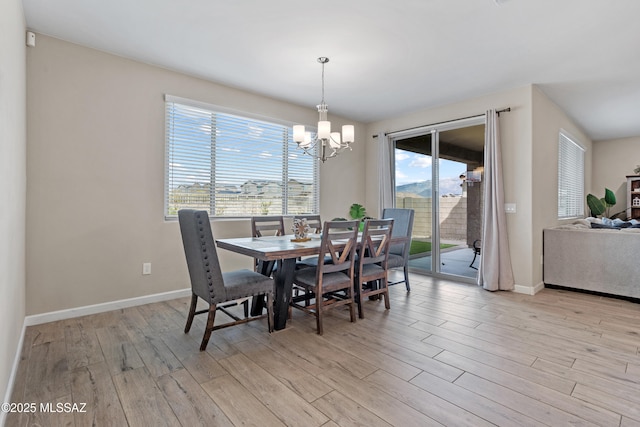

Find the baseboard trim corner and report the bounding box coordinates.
[1,321,27,427]
[513,281,545,295]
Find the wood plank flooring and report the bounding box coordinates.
[6,272,640,426]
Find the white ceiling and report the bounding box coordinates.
[23,0,640,141]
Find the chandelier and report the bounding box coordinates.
[293,57,355,162]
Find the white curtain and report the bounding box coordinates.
[478,109,515,291]
[378,132,395,215]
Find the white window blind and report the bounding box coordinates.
[557,131,585,219]
[165,97,319,219]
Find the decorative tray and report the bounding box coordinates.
[290,237,312,242]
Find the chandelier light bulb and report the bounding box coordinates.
[330,132,341,149]
[318,121,331,140]
[342,125,354,143]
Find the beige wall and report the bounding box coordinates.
[365,85,591,293]
[592,136,640,216]
[531,86,593,287]
[0,0,27,409]
[26,34,366,315]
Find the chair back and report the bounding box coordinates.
[358,219,394,269]
[382,208,414,257]
[178,210,225,304]
[251,215,285,237]
[294,214,322,234]
[316,220,359,277]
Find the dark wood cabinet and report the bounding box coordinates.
[627,175,640,219]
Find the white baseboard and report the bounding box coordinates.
[24,288,192,326]
[1,322,27,427]
[2,289,191,426]
[514,281,545,295]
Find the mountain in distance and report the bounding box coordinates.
[396,178,463,197]
[396,181,432,198]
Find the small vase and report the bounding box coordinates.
[292,218,310,240]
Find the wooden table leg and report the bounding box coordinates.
[273,258,296,330]
[250,260,275,316]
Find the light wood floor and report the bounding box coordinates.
[6,272,640,426]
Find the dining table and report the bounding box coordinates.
[216,232,409,330]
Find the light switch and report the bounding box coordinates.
[504,203,517,213]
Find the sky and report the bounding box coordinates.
[395,149,467,194]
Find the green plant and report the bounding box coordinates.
[634,165,640,174]
[409,240,456,256]
[332,203,371,230]
[586,188,616,217]
[348,203,367,220]
[260,201,272,215]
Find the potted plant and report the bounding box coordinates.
[333,203,372,230]
[586,188,625,218]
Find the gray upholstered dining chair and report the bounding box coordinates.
[381,208,414,291]
[355,219,394,318]
[179,209,274,351]
[290,220,359,335]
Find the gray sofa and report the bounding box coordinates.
[543,225,640,300]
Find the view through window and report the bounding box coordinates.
[394,122,484,280]
[165,98,319,219]
[557,130,585,219]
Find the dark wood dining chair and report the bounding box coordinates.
[290,220,359,335]
[355,219,394,318]
[293,214,325,269]
[251,215,285,237]
[294,214,322,234]
[382,208,414,291]
[178,209,274,351]
[251,215,285,276]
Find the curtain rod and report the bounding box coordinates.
[372,107,511,138]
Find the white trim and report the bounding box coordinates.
[514,281,545,295]
[24,288,191,326]
[164,94,302,128]
[1,322,27,427]
[387,115,486,140]
[559,128,586,152]
[2,288,191,424]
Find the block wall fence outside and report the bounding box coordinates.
[397,196,469,243]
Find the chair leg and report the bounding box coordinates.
[316,298,324,335]
[242,299,249,318]
[404,265,411,291]
[356,282,365,319]
[469,251,478,268]
[382,279,391,310]
[348,290,356,323]
[184,294,198,333]
[266,292,274,333]
[200,304,217,351]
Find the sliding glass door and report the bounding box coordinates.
[392,117,485,281]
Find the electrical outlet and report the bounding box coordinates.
[504,203,517,213]
[142,263,151,275]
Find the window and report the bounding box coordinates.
[557,130,585,219]
[165,96,319,219]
